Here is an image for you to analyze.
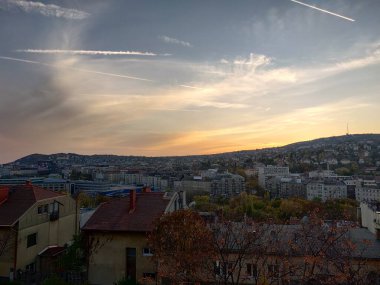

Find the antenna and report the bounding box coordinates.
[346,123,349,136]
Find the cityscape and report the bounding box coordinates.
[1,0,380,285]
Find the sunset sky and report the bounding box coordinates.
[0,0,380,163]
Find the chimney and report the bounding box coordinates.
[129,189,136,213]
[25,180,32,186]
[0,187,10,206]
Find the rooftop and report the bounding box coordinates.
[82,192,171,233]
[0,182,65,226]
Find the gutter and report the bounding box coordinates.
[13,223,18,280]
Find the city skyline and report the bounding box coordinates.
[1,0,380,163]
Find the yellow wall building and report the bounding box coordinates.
[0,182,78,281]
[83,190,184,285]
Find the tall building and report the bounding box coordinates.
[258,166,289,189]
[211,173,245,197]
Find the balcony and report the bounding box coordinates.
[49,211,59,221]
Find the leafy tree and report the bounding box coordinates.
[148,210,214,283]
[56,234,86,272]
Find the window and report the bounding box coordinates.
[38,204,49,214]
[27,233,37,248]
[246,263,258,277]
[142,247,153,256]
[25,262,35,273]
[143,273,156,279]
[222,262,234,276]
[268,264,279,277]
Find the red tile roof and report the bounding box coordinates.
[82,192,170,233]
[0,183,65,226]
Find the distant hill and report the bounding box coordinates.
[279,134,380,151]
[11,133,380,165]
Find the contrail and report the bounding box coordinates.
[16,49,157,56]
[0,56,155,82]
[290,0,355,22]
[0,56,204,89]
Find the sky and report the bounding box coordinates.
[0,0,380,163]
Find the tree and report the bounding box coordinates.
[286,210,371,285]
[148,210,214,284]
[0,227,16,258]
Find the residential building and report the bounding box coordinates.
[360,201,380,237]
[306,179,347,201]
[211,173,245,197]
[258,166,289,189]
[82,190,185,285]
[355,180,380,202]
[279,177,307,199]
[174,179,211,194]
[0,182,78,281]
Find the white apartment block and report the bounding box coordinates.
[258,166,289,188]
[306,180,347,202]
[356,186,380,202]
[360,201,380,237]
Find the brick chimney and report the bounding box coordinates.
[25,180,32,186]
[129,189,136,213]
[0,186,9,206]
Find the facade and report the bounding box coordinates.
[306,179,347,201]
[360,201,380,237]
[174,179,212,194]
[258,166,289,189]
[82,190,185,285]
[0,182,78,281]
[279,177,307,199]
[355,180,380,202]
[210,222,380,285]
[211,173,245,197]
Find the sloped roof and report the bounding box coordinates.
[82,192,170,233]
[0,183,65,226]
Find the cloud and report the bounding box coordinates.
[0,0,90,20]
[325,48,380,72]
[16,49,157,56]
[159,36,193,47]
[0,56,156,82]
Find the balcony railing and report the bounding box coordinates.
[49,211,59,221]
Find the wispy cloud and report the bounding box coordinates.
[16,49,157,56]
[0,56,155,82]
[290,0,355,22]
[0,0,90,20]
[159,36,193,47]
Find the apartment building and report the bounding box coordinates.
[306,179,347,201]
[211,173,245,197]
[258,166,289,189]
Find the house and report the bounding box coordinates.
[82,190,185,285]
[0,182,78,281]
[210,221,380,285]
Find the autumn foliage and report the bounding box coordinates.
[148,210,214,283]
